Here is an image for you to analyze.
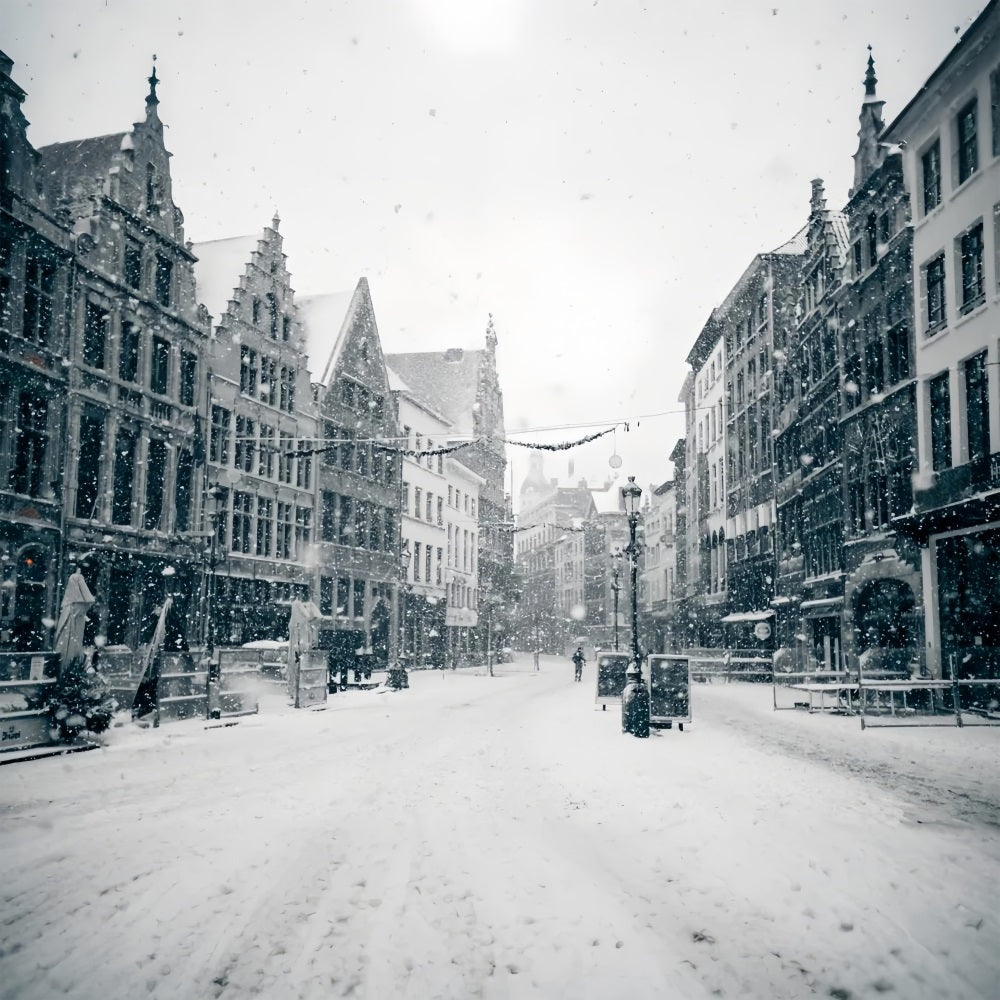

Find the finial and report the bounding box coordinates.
[864,44,877,97]
[147,55,159,106]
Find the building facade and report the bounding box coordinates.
[193,217,318,645]
[888,0,1000,679]
[43,68,209,649]
[719,231,805,650]
[0,49,73,650]
[386,316,515,657]
[304,280,402,674]
[837,51,922,674]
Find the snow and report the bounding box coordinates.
[1,657,998,999]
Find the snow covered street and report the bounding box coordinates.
[2,655,999,1000]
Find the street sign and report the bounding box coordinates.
[754,622,772,641]
[595,652,631,709]
[648,654,691,729]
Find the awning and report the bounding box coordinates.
[720,610,775,624]
[800,596,843,618]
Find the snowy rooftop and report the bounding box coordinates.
[296,289,358,387]
[384,348,484,437]
[191,234,260,328]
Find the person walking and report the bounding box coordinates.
[572,646,585,682]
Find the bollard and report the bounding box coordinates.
[621,667,650,738]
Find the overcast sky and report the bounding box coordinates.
[2,0,987,500]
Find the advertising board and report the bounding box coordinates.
[648,654,691,729]
[595,652,631,709]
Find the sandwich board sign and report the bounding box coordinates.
[595,652,631,710]
[647,654,691,729]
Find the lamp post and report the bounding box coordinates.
[203,483,226,718]
[620,476,649,738]
[610,551,623,651]
[390,543,412,690]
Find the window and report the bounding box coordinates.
[258,424,275,478]
[929,372,952,471]
[437,497,444,526]
[75,408,105,518]
[124,237,142,289]
[853,241,863,277]
[232,492,253,553]
[210,406,231,464]
[212,489,229,549]
[863,313,884,396]
[179,351,197,407]
[959,222,985,312]
[22,254,56,346]
[414,486,423,520]
[925,253,946,332]
[321,491,336,541]
[426,493,433,522]
[119,321,140,383]
[337,578,350,616]
[865,212,878,267]
[296,444,312,490]
[425,545,432,583]
[143,438,167,530]
[965,351,990,471]
[252,296,261,326]
[319,577,334,616]
[280,366,292,411]
[0,237,12,349]
[267,292,279,338]
[174,448,193,533]
[279,432,294,483]
[111,428,137,524]
[256,497,273,556]
[235,416,256,472]
[338,496,353,545]
[354,500,368,550]
[368,504,380,550]
[276,502,292,558]
[150,336,170,395]
[922,141,942,213]
[83,302,108,369]
[337,428,354,471]
[154,253,172,307]
[295,506,312,554]
[413,542,421,581]
[957,99,978,185]
[353,579,365,618]
[282,315,291,342]
[240,347,258,394]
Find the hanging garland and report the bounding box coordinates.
[290,425,618,460]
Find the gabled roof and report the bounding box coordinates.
[191,234,260,328]
[297,289,359,387]
[384,348,484,437]
[828,212,851,254]
[770,225,808,256]
[37,133,128,203]
[590,485,625,516]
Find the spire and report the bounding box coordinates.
[146,57,159,109]
[851,46,887,194]
[864,44,877,97]
[272,209,281,231]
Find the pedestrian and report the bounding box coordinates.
[533,647,540,672]
[572,645,585,682]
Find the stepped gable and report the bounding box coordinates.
[192,234,261,328]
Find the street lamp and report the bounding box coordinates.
[610,550,623,651]
[390,543,412,690]
[203,483,227,718]
[620,476,649,738]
